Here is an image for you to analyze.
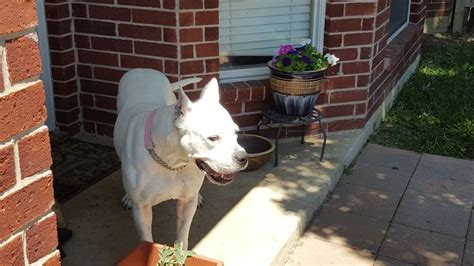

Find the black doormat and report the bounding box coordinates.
[51,138,121,204]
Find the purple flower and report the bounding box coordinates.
[301,56,311,65]
[278,44,295,55]
[283,57,292,66]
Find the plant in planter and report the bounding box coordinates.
[268,40,339,116]
[157,241,195,266]
[118,241,223,266]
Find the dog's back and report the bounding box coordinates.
[114,69,175,161]
[114,69,201,160]
[117,68,175,115]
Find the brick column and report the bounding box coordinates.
[45,0,81,134]
[0,1,59,265]
[367,0,391,120]
[323,1,378,131]
[412,0,428,25]
[368,0,425,120]
[325,0,425,130]
[177,0,220,95]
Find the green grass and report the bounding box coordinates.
[370,37,474,160]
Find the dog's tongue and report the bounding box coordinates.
[222,173,235,181]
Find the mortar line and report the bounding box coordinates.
[461,206,473,265]
[373,152,423,261]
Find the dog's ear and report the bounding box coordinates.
[175,88,193,119]
[199,78,220,104]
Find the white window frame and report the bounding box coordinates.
[219,0,327,83]
[387,0,411,43]
[37,0,56,131]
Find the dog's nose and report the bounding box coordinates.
[234,151,248,165]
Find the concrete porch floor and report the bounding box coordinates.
[60,128,367,266]
[282,144,474,265]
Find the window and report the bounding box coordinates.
[219,0,326,82]
[388,0,411,41]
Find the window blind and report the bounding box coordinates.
[219,0,312,56]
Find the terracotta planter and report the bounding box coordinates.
[117,241,223,266]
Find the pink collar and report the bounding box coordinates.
[144,109,158,150]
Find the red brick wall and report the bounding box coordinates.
[322,1,377,132]
[0,1,59,265]
[74,0,175,136]
[367,0,425,121]
[178,0,220,90]
[322,0,425,131]
[426,0,452,17]
[44,0,221,137]
[214,0,425,135]
[45,0,81,134]
[43,0,426,137]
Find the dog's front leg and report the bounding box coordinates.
[176,196,199,250]
[132,203,153,242]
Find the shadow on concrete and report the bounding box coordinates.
[281,145,472,265]
[263,137,345,219]
[60,154,277,265]
[60,134,341,266]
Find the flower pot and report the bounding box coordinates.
[267,62,325,116]
[272,91,320,116]
[267,62,326,80]
[117,241,223,266]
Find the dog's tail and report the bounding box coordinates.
[170,77,202,91]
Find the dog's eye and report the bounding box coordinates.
[207,135,220,142]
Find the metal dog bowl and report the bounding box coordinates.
[237,134,275,172]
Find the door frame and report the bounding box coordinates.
[37,0,56,131]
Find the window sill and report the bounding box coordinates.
[219,80,271,105]
[220,66,270,83]
[219,78,328,105]
[384,24,421,72]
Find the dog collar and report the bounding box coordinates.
[144,109,188,171]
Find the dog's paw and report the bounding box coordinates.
[121,194,133,210]
[197,193,204,209]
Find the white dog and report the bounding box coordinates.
[114,69,248,249]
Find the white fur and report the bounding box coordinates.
[114,69,246,249]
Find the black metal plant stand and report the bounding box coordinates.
[257,108,327,167]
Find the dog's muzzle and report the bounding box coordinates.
[195,159,236,185]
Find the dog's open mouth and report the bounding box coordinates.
[195,159,235,185]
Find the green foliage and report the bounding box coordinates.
[343,165,353,176]
[157,241,196,266]
[158,246,175,266]
[370,38,474,159]
[273,44,328,72]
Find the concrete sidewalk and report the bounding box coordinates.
[281,144,474,265]
[60,130,365,266]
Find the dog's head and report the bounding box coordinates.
[175,78,248,185]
